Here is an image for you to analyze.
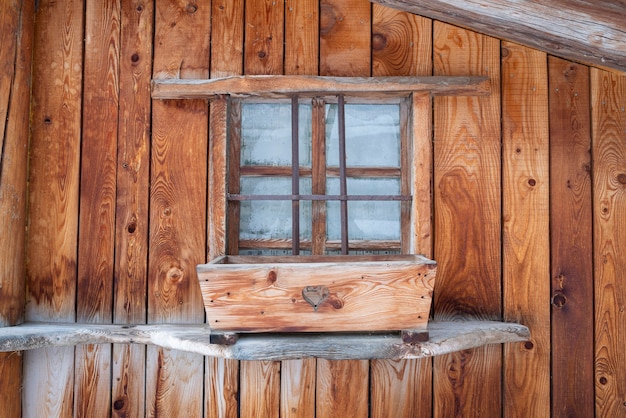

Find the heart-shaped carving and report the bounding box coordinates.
[302,285,330,311]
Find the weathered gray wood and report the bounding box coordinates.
[370,0,626,74]
[0,321,529,361]
[151,75,491,99]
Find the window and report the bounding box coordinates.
[226,94,412,256]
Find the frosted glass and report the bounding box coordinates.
[241,103,312,166]
[326,103,400,167]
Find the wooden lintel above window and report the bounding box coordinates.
[151,75,490,100]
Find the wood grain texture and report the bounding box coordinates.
[316,359,369,417]
[74,1,120,415]
[112,1,153,416]
[320,0,371,76]
[285,0,318,75]
[199,256,435,332]
[549,57,595,417]
[0,352,22,417]
[244,0,284,75]
[501,42,550,417]
[148,0,210,416]
[0,0,33,328]
[592,69,626,417]
[432,23,502,418]
[372,4,431,77]
[281,359,316,418]
[24,0,83,416]
[240,360,281,417]
[208,2,244,416]
[371,0,626,74]
[152,75,491,99]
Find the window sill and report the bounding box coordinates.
[0,320,529,360]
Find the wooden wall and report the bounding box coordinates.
[0,0,625,416]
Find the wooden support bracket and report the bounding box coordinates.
[0,320,529,361]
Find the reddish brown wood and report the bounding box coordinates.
[549,57,595,417]
[147,0,209,415]
[592,69,626,417]
[501,42,550,417]
[316,359,369,417]
[244,0,284,75]
[433,23,502,417]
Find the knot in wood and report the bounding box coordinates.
[372,33,387,51]
[167,267,184,283]
[320,4,337,35]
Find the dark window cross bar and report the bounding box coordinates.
[227,194,411,201]
[291,96,300,255]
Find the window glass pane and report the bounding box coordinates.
[326,178,401,241]
[239,177,312,241]
[241,103,312,166]
[326,103,400,168]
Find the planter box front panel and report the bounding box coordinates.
[197,255,436,333]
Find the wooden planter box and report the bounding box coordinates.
[197,255,436,341]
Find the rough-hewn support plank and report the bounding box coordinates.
[370,0,626,74]
[0,321,530,360]
[151,75,491,99]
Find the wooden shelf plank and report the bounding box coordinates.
[0,320,528,361]
[151,75,490,99]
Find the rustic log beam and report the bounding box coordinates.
[0,320,529,361]
[370,0,626,74]
[151,75,491,99]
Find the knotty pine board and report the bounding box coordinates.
[592,69,626,417]
[433,22,502,418]
[24,0,84,415]
[501,42,550,417]
[111,0,153,416]
[148,0,209,415]
[549,56,595,417]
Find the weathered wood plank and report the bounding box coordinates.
[281,359,316,418]
[320,0,371,77]
[549,57,595,417]
[370,0,626,74]
[0,1,18,172]
[372,4,431,77]
[501,42,550,417]
[148,0,210,416]
[592,69,626,417]
[112,0,153,416]
[74,1,120,415]
[24,0,84,416]
[207,2,244,416]
[198,256,435,332]
[0,321,530,359]
[241,360,281,417]
[316,359,369,417]
[152,75,491,99]
[244,0,284,75]
[432,23,502,418]
[285,0,318,76]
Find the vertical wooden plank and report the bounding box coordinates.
[501,42,550,417]
[244,0,284,76]
[370,5,433,418]
[432,22,502,418]
[316,359,369,418]
[592,69,626,417]
[0,1,34,416]
[316,1,371,416]
[74,1,120,415]
[239,0,285,413]
[240,361,281,417]
[24,0,84,416]
[281,2,319,417]
[320,0,371,76]
[148,0,209,416]
[549,57,595,417]
[206,2,243,418]
[285,0,318,76]
[112,1,153,416]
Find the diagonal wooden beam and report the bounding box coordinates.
[371,0,626,74]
